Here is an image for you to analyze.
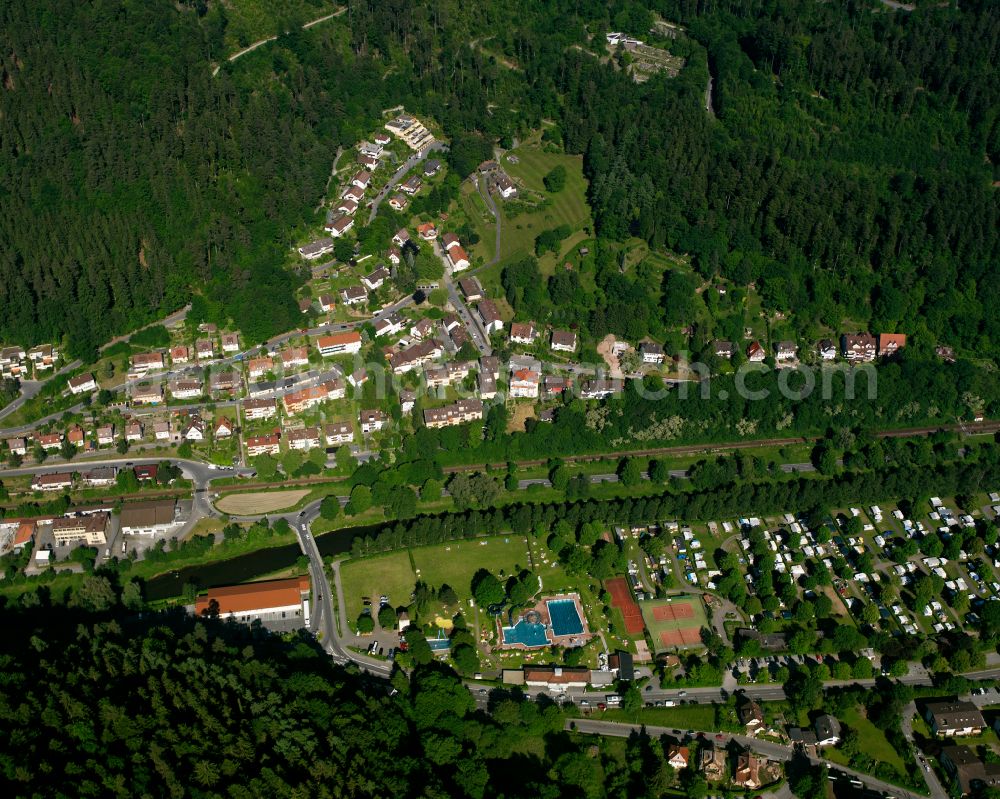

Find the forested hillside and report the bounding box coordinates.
[1,0,997,360]
[558,0,1000,354]
[0,606,673,798]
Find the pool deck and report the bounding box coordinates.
[499,592,592,650]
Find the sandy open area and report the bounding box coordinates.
[215,490,310,515]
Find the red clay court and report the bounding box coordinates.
[605,577,646,634]
[660,628,703,646]
[652,602,695,622]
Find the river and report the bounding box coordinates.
[143,522,383,601]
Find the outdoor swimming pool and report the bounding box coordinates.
[546,598,584,637]
[501,618,549,648]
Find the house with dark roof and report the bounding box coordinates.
[926,701,985,737]
[814,714,841,746]
[941,745,1000,796]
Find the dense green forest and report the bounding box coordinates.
[0,607,681,798]
[1,0,997,361]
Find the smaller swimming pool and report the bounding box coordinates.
[427,638,451,651]
[547,598,584,637]
[502,618,549,648]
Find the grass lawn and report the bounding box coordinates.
[410,535,531,597]
[340,550,416,621]
[826,705,905,773]
[597,704,717,730]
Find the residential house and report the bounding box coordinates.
[817,339,837,360]
[479,160,499,174]
[423,159,441,176]
[28,344,56,371]
[384,113,434,150]
[733,748,766,790]
[388,194,408,212]
[580,379,622,400]
[392,228,411,247]
[494,172,517,199]
[357,153,379,170]
[411,318,435,340]
[373,132,392,146]
[298,237,335,260]
[374,313,405,338]
[327,215,354,238]
[387,339,443,373]
[399,390,416,415]
[550,330,577,353]
[360,409,387,434]
[509,369,540,399]
[666,744,689,770]
[316,331,362,356]
[129,352,164,377]
[5,437,27,455]
[125,421,143,442]
[362,266,390,291]
[284,380,344,415]
[243,398,278,420]
[422,399,484,429]
[351,170,371,190]
[32,472,73,491]
[417,222,437,240]
[638,342,664,364]
[68,373,97,395]
[713,340,735,359]
[941,745,1000,796]
[700,742,726,781]
[246,432,280,457]
[925,701,985,737]
[446,245,470,272]
[66,426,85,448]
[841,333,877,362]
[342,185,364,203]
[358,140,383,157]
[248,357,273,379]
[340,286,368,306]
[182,416,206,441]
[387,246,401,265]
[214,417,234,439]
[400,176,422,195]
[347,369,368,389]
[774,340,798,361]
[210,371,240,394]
[153,422,171,441]
[169,379,202,400]
[287,427,322,451]
[510,322,538,345]
[196,339,215,360]
[747,341,766,362]
[131,383,163,405]
[318,294,336,313]
[814,714,841,746]
[222,333,239,353]
[298,298,313,314]
[36,432,63,451]
[738,699,765,733]
[93,425,114,446]
[281,346,310,369]
[878,333,907,357]
[334,198,359,217]
[478,300,503,334]
[325,422,354,446]
[543,375,569,397]
[170,345,191,364]
[478,370,497,399]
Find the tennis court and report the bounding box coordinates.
[605,577,645,635]
[640,595,708,652]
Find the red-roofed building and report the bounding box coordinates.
[194,576,311,624]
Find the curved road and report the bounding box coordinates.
[367,141,448,224]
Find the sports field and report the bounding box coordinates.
[605,577,645,635]
[639,594,709,652]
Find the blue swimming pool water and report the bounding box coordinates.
[502,619,549,648]
[427,638,451,651]
[547,598,584,637]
